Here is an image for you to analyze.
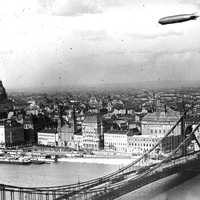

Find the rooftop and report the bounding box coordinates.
[105,130,127,135]
[127,128,141,136]
[38,128,57,134]
[142,106,180,123]
[74,131,82,136]
[83,114,101,123]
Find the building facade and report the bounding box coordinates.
[141,107,181,136]
[37,129,58,146]
[74,132,83,150]
[104,130,128,152]
[127,135,160,155]
[23,115,36,144]
[82,114,103,151]
[0,123,5,147]
[0,120,24,146]
[58,120,74,147]
[130,106,182,156]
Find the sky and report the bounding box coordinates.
[0,0,200,90]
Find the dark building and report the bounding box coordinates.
[4,119,24,146]
[24,115,36,144]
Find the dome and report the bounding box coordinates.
[0,81,7,102]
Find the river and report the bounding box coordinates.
[0,162,200,199]
[0,162,118,187]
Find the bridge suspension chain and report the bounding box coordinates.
[2,111,200,200]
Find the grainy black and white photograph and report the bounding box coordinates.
[0,0,200,200]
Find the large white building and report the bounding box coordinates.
[38,129,58,146]
[82,114,103,150]
[0,123,5,146]
[133,106,182,156]
[104,130,128,152]
[127,135,160,155]
[141,107,181,136]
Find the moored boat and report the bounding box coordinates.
[30,159,46,164]
[0,157,31,165]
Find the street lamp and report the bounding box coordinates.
[158,13,199,25]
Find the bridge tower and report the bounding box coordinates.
[180,99,187,156]
[72,104,77,134]
[181,111,187,156]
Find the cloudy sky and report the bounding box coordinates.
[0,0,200,89]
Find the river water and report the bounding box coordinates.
[0,162,200,199]
[0,162,118,187]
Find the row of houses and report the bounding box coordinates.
[37,106,184,156]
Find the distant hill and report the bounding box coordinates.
[84,80,200,90]
[6,80,200,94]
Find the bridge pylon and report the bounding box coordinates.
[181,112,187,156]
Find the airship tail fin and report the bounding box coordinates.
[192,12,199,18]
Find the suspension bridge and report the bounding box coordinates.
[1,111,200,200]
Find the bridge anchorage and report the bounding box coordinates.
[1,111,200,200]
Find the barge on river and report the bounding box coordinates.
[0,157,31,165]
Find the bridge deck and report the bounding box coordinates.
[1,113,200,200]
[81,155,200,200]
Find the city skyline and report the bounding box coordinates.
[1,0,200,90]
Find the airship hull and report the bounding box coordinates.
[159,14,199,25]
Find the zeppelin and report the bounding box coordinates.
[159,13,199,25]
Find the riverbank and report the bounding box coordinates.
[58,157,134,165]
[0,148,136,165]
